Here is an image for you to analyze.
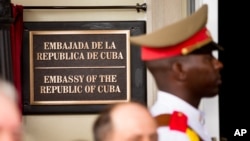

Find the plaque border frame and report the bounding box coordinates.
[29,30,131,105]
[22,21,147,114]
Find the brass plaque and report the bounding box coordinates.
[29,30,130,105]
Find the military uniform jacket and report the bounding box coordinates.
[150,91,212,141]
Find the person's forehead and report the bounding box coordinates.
[112,104,155,128]
[112,104,143,121]
[112,103,147,116]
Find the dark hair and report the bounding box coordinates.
[93,104,117,141]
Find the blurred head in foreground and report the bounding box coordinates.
[93,102,158,141]
[0,78,22,141]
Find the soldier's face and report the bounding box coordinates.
[182,52,223,98]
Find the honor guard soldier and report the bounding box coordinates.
[130,4,223,141]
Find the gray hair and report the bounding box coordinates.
[0,78,18,102]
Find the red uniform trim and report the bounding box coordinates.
[141,28,212,60]
[169,111,188,132]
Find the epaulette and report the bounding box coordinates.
[155,111,202,141]
[155,111,187,132]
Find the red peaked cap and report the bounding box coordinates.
[141,27,213,60]
[130,4,222,61]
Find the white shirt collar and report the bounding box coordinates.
[153,90,211,141]
[156,91,202,121]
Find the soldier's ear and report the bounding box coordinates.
[171,62,187,81]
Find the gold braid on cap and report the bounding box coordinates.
[181,38,213,55]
